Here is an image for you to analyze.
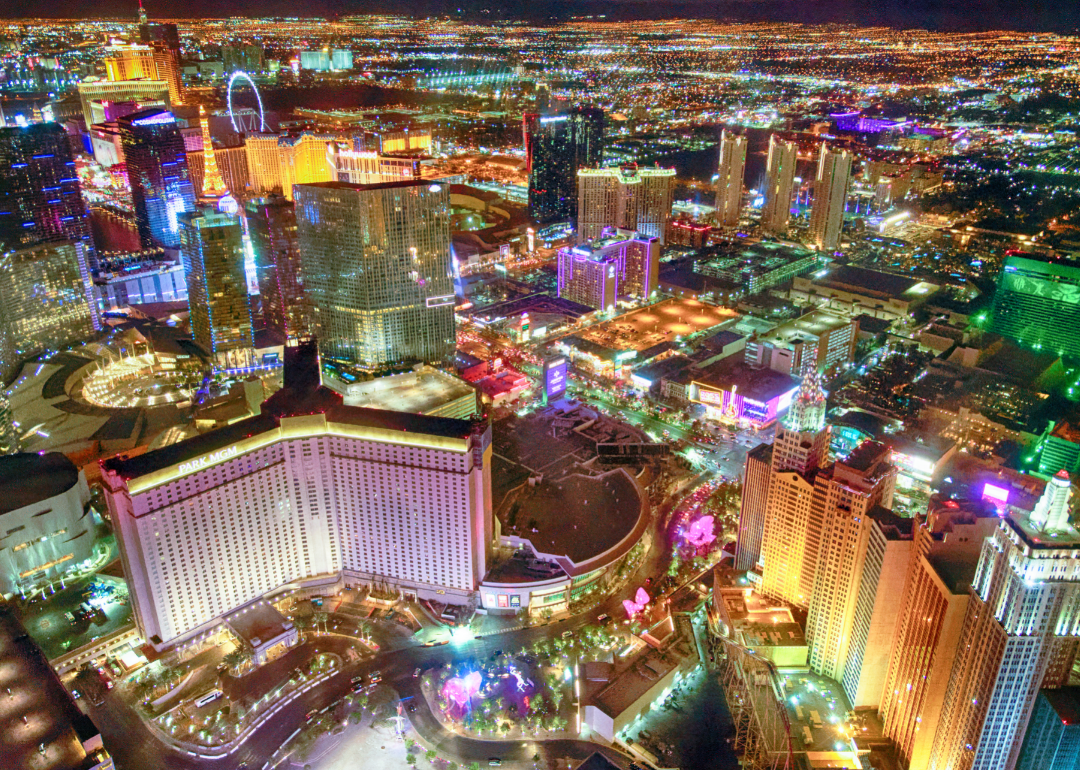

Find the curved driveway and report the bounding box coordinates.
[88,482,700,770]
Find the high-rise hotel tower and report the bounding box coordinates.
[294,180,456,373]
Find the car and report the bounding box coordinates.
[488,759,502,767]
[413,668,422,678]
[306,709,318,721]
[561,630,572,639]
[596,613,609,623]
[370,671,382,683]
[351,676,364,685]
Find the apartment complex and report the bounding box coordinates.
[716,130,747,227]
[761,134,798,234]
[809,144,852,252]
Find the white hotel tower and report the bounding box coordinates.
[102,345,493,649]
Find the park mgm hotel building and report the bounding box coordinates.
[102,385,493,651]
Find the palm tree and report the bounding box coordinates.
[292,614,312,641]
[314,611,329,635]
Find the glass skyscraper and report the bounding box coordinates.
[0,123,96,270]
[294,180,455,373]
[246,194,309,341]
[179,207,253,365]
[0,241,99,356]
[990,253,1080,359]
[117,108,196,249]
[525,106,605,225]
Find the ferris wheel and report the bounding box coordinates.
[226,71,266,133]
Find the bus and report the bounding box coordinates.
[194,689,223,708]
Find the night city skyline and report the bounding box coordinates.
[1,5,1080,770]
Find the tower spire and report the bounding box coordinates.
[138,0,148,25]
[1031,469,1074,532]
[198,105,228,203]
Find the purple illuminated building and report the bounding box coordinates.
[556,227,659,310]
[831,112,910,133]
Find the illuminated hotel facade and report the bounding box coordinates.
[576,165,675,244]
[928,473,1080,770]
[716,130,747,228]
[557,227,660,310]
[809,144,852,252]
[102,385,493,649]
[179,208,254,365]
[989,253,1080,360]
[117,108,196,249]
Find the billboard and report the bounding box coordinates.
[543,355,568,405]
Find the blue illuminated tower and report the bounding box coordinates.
[0,123,96,270]
[117,108,196,249]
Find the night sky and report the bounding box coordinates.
[1,0,1077,32]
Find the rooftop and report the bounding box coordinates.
[696,239,821,281]
[0,607,107,770]
[853,313,893,335]
[1007,511,1080,549]
[868,506,916,540]
[1049,419,1080,444]
[103,405,477,480]
[103,346,478,480]
[226,601,293,649]
[573,753,622,770]
[693,360,800,404]
[978,343,1061,385]
[757,310,852,347]
[576,297,737,353]
[295,179,443,193]
[591,647,682,719]
[333,367,477,416]
[467,292,594,323]
[928,550,981,595]
[703,329,745,352]
[0,453,81,516]
[499,470,645,569]
[810,265,937,300]
[841,440,892,474]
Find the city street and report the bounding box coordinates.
[568,381,769,479]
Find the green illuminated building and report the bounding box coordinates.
[990,254,1080,358]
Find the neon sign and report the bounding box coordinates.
[132,112,175,127]
[177,445,239,475]
[544,356,568,405]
